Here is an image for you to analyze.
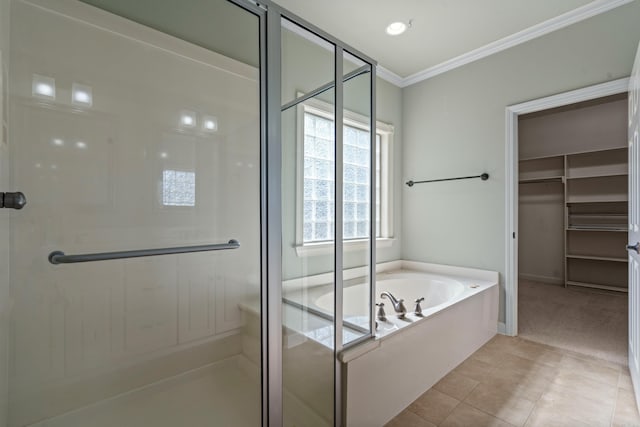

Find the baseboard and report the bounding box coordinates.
[519,273,564,285]
[498,322,507,335]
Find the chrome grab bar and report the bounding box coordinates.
[48,239,240,265]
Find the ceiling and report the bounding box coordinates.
[274,0,628,83]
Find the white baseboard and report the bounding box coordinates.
[519,273,564,285]
[498,322,507,335]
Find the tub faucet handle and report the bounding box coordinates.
[375,302,386,321]
[414,297,425,317]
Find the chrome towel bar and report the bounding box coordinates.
[48,239,240,265]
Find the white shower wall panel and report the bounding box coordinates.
[8,1,260,424]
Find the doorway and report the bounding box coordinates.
[505,78,629,341]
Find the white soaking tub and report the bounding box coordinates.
[338,261,499,426]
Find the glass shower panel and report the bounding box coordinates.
[342,52,373,345]
[281,17,335,427]
[8,1,261,426]
[280,17,335,108]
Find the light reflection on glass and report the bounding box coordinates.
[202,115,217,132]
[72,83,93,107]
[32,74,56,99]
[180,111,196,127]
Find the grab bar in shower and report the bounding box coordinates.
[48,239,240,265]
[406,173,489,187]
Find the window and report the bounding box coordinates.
[296,99,393,252]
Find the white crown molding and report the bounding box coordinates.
[376,65,404,87]
[397,0,634,88]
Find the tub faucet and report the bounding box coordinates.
[414,297,425,317]
[380,292,406,319]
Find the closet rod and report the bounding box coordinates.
[406,173,488,187]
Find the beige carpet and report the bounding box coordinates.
[518,279,628,366]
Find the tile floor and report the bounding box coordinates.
[386,335,640,427]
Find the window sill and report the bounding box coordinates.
[295,238,395,257]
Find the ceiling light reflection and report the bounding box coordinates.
[32,74,56,99]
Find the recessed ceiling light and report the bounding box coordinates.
[75,141,87,149]
[386,22,407,36]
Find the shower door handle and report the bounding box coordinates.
[1,192,26,209]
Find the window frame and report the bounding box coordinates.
[294,94,394,256]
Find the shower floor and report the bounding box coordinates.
[32,356,261,427]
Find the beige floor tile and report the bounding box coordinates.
[479,366,552,401]
[525,405,592,427]
[562,348,626,373]
[613,388,640,427]
[472,344,510,366]
[537,384,615,426]
[618,371,634,392]
[511,340,564,368]
[550,370,618,405]
[499,353,558,381]
[487,334,517,348]
[559,354,621,386]
[441,402,514,427]
[454,357,495,383]
[434,371,479,401]
[385,409,436,427]
[464,382,535,426]
[409,388,460,425]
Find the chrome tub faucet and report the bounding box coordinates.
[380,291,407,319]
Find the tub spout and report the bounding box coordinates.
[380,291,406,319]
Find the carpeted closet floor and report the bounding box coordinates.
[518,279,628,366]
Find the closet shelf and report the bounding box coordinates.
[567,200,628,204]
[566,254,627,263]
[569,213,627,217]
[518,176,564,184]
[566,280,628,293]
[566,172,628,180]
[566,227,627,232]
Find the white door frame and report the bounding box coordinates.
[504,78,630,336]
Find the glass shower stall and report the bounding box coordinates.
[0,0,376,425]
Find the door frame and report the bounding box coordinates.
[504,77,629,336]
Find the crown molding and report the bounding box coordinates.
[376,66,404,87]
[392,0,634,88]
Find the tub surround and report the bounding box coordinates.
[340,261,498,427]
[239,260,498,425]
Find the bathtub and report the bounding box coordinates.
[314,269,477,339]
[278,260,498,426]
[337,260,498,427]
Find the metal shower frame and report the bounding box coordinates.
[227,0,378,425]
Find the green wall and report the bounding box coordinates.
[401,1,640,322]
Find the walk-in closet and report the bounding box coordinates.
[517,93,629,364]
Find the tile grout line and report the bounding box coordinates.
[610,372,622,426]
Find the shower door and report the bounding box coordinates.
[3,0,263,426]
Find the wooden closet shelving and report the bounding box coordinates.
[520,147,628,292]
